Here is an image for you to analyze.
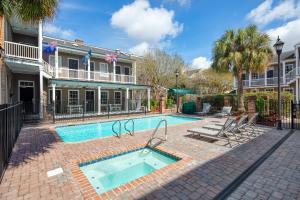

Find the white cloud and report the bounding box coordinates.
[129,42,150,55]
[43,24,75,39]
[111,0,183,53]
[247,0,300,26]
[267,19,300,50]
[192,56,212,69]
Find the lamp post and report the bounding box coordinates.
[175,70,179,113]
[273,36,284,130]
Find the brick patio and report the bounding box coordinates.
[0,114,297,200]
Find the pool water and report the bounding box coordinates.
[80,148,179,194]
[55,115,200,142]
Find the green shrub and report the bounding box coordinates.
[166,98,175,108]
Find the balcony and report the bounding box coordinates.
[57,68,135,84]
[4,41,39,61]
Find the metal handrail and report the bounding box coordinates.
[112,120,121,137]
[124,119,134,136]
[147,119,168,147]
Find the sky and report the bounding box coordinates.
[44,0,300,69]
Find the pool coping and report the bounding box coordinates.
[67,143,193,200]
[50,114,203,144]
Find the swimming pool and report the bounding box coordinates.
[55,115,200,142]
[80,147,179,194]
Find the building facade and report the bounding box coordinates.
[0,18,151,119]
[233,42,300,101]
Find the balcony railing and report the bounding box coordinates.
[238,77,286,88]
[4,41,39,61]
[57,68,135,83]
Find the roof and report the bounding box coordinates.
[272,50,295,63]
[43,36,138,61]
[50,79,150,89]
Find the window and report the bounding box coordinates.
[124,67,131,75]
[242,74,246,80]
[115,66,121,74]
[114,91,121,105]
[101,91,108,105]
[251,73,258,79]
[100,63,108,73]
[49,55,62,67]
[19,81,34,87]
[85,61,95,71]
[267,70,273,78]
[68,90,79,105]
[285,64,294,74]
[68,59,79,70]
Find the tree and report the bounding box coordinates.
[137,49,187,100]
[187,68,233,95]
[0,0,58,22]
[212,25,272,112]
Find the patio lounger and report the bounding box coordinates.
[214,106,232,118]
[239,113,267,136]
[187,118,238,147]
[195,103,211,116]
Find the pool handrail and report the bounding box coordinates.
[124,119,135,136]
[147,119,168,147]
[112,120,121,137]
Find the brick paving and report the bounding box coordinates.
[227,131,300,200]
[0,114,296,200]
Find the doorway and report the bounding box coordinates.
[19,81,35,114]
[85,90,95,112]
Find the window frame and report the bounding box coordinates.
[68,58,79,70]
[68,90,79,106]
[101,91,109,105]
[114,91,122,105]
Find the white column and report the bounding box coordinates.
[249,72,252,87]
[87,58,91,80]
[233,76,236,88]
[98,86,101,115]
[38,20,43,62]
[113,61,116,82]
[296,79,299,103]
[52,84,56,102]
[147,88,151,112]
[55,47,59,78]
[39,71,44,119]
[264,68,268,86]
[283,61,286,84]
[296,47,299,75]
[126,88,129,112]
[133,61,137,84]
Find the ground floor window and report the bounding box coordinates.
[101,91,108,104]
[114,91,121,105]
[265,88,274,92]
[68,90,79,105]
[283,88,294,94]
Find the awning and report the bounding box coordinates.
[49,79,150,90]
[169,88,196,95]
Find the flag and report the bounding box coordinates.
[82,49,92,65]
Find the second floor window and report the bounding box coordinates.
[267,70,273,78]
[115,66,121,74]
[124,67,131,75]
[285,64,294,74]
[49,55,62,67]
[69,59,79,70]
[100,63,108,73]
[251,73,258,79]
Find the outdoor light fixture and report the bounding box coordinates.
[273,36,284,130]
[175,70,179,113]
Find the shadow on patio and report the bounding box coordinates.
[136,130,287,200]
[8,125,58,167]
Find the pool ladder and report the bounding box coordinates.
[147,119,168,148]
[112,119,135,137]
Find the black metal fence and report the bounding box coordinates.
[45,98,148,123]
[0,103,23,182]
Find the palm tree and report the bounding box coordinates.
[0,0,58,22]
[212,25,272,112]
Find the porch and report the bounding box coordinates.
[46,79,151,120]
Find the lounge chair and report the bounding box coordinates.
[187,118,237,147]
[195,103,211,116]
[214,106,232,118]
[239,113,267,136]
